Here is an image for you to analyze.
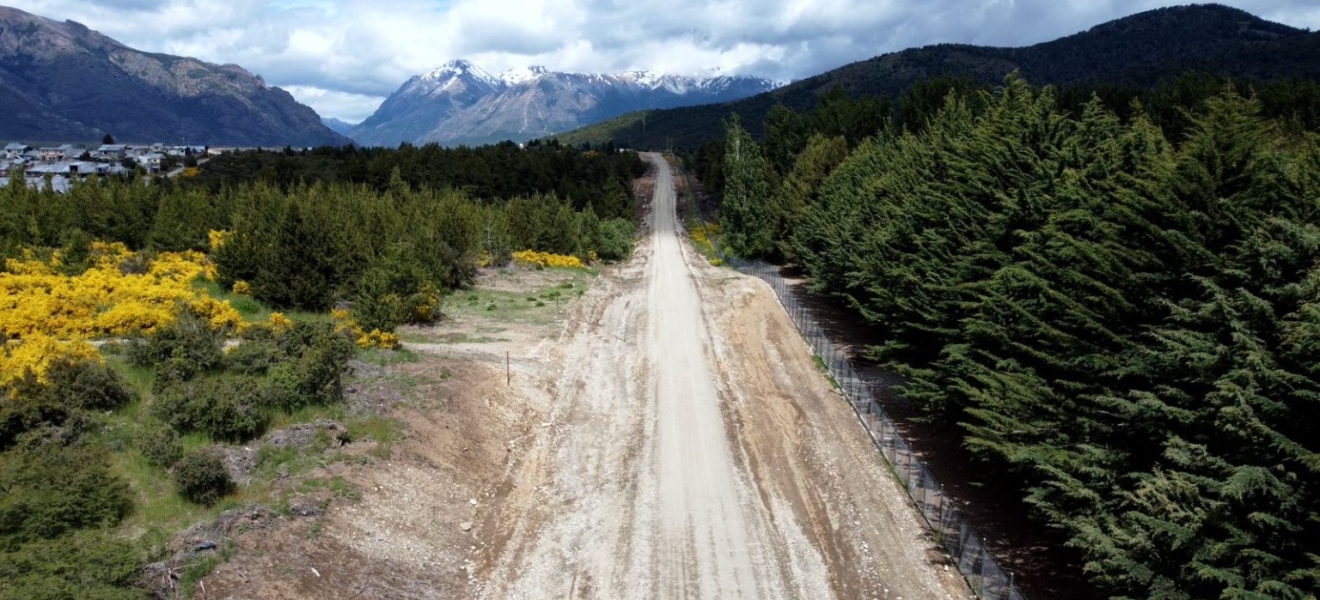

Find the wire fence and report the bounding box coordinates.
[726,258,1025,600]
[671,158,1025,600]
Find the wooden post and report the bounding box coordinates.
[506,351,510,386]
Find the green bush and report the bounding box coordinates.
[172,448,232,506]
[129,311,225,389]
[0,445,131,550]
[135,422,182,469]
[270,323,354,409]
[0,360,134,450]
[353,268,410,332]
[596,218,636,262]
[151,376,268,442]
[0,531,143,600]
[224,340,282,375]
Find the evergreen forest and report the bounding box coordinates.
[707,75,1320,600]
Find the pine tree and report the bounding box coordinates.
[721,114,773,257]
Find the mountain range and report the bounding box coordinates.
[0,6,347,146]
[347,61,778,147]
[557,4,1320,149]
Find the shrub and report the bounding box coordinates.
[264,325,354,411]
[0,531,143,600]
[36,358,134,412]
[0,445,132,549]
[128,311,225,374]
[0,359,133,450]
[151,376,268,441]
[406,283,442,324]
[596,218,637,262]
[135,422,183,468]
[353,291,407,334]
[172,448,232,506]
[225,340,281,375]
[291,331,354,407]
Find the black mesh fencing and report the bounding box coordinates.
[671,158,1024,598]
[725,257,1026,600]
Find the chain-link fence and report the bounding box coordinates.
[727,258,1025,600]
[672,159,1025,600]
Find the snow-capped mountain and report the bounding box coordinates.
[349,61,778,147]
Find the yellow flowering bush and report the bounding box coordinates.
[0,333,101,388]
[331,308,401,349]
[232,280,252,295]
[357,329,401,350]
[208,230,232,252]
[512,250,584,269]
[688,221,720,248]
[0,247,244,340]
[268,312,294,334]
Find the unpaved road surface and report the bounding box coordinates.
[477,154,968,599]
[198,154,968,600]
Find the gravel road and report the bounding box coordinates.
[477,153,967,600]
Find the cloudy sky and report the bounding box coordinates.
[6,0,1320,122]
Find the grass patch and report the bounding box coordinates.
[356,347,419,366]
[266,403,347,431]
[347,415,403,445]
[104,355,155,398]
[109,444,216,554]
[193,278,333,324]
[297,475,362,501]
[397,330,435,344]
[179,554,222,599]
[813,354,841,390]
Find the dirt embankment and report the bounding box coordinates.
[197,154,968,600]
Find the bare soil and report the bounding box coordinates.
[195,155,971,599]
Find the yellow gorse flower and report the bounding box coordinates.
[330,309,400,350]
[267,312,294,333]
[0,333,101,388]
[208,230,232,252]
[0,244,246,384]
[511,250,584,269]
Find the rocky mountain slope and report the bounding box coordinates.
[0,6,347,146]
[558,3,1320,149]
[349,60,776,147]
[321,117,358,137]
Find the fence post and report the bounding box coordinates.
[938,484,946,531]
[922,475,929,517]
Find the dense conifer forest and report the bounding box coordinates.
[706,75,1320,599]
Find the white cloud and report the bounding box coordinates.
[5,0,1319,121]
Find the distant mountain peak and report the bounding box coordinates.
[351,63,776,147]
[419,60,499,86]
[500,65,549,85]
[0,5,346,145]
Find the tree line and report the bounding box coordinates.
[710,75,1320,600]
[3,145,645,333]
[188,139,644,221]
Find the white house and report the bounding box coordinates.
[3,143,30,159]
[94,144,127,160]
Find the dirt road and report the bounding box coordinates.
[477,154,968,599]
[196,154,968,599]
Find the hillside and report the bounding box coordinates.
[556,4,1320,149]
[0,6,348,146]
[348,60,777,147]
